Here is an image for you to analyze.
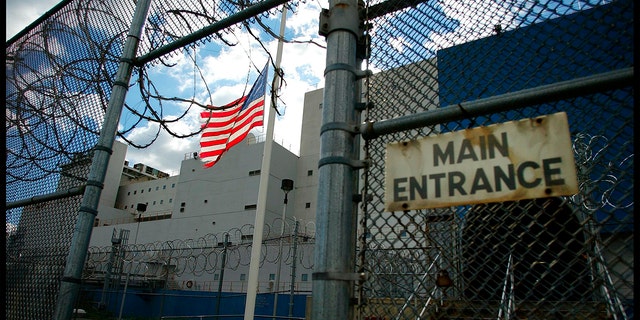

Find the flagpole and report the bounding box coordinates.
[244,5,288,320]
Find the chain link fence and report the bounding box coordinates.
[80,223,315,316]
[5,0,633,319]
[6,0,299,319]
[356,0,633,319]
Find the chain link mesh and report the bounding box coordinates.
[5,0,633,319]
[6,0,299,319]
[358,0,633,319]
[81,223,315,308]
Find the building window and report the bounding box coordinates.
[169,198,173,203]
[148,188,151,192]
[141,189,144,193]
[153,201,156,205]
[160,200,164,204]
[269,274,276,281]
[127,191,130,196]
[249,170,261,176]
[124,205,128,209]
[156,186,159,191]
[319,103,323,109]
[301,274,309,281]
[305,202,311,208]
[181,202,186,207]
[240,274,247,281]
[307,170,313,176]
[163,185,166,189]
[214,274,219,281]
[134,190,137,195]
[204,199,208,203]
[245,204,257,210]
[180,208,185,213]
[172,183,175,188]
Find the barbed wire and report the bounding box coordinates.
[6,0,310,192]
[571,132,634,212]
[83,222,316,279]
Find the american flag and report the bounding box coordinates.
[199,64,268,168]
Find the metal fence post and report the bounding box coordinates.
[52,0,152,318]
[289,220,299,317]
[313,0,365,318]
[216,234,229,318]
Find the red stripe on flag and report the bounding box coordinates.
[198,65,268,168]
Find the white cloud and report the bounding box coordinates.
[6,221,18,235]
[390,36,408,53]
[424,0,517,52]
[118,117,200,176]
[6,0,60,41]
[7,0,324,176]
[122,2,327,174]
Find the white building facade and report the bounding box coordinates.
[87,88,325,293]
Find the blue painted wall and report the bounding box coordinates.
[81,285,309,319]
[437,0,634,233]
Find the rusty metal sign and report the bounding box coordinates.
[385,112,579,211]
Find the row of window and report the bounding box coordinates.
[243,203,312,209]
[126,183,176,196]
[252,169,313,177]
[212,273,310,282]
[124,200,315,212]
[123,198,172,210]
[122,170,316,211]
[124,201,313,212]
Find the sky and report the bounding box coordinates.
[6,0,329,176]
[114,1,329,176]
[6,0,60,42]
[6,0,599,177]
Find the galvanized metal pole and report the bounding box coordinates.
[99,236,119,308]
[313,0,364,319]
[288,220,299,317]
[273,188,291,317]
[6,185,85,209]
[216,234,229,318]
[134,0,290,66]
[244,6,288,320]
[360,67,634,140]
[53,0,152,318]
[117,271,131,320]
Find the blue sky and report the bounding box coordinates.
[7,0,329,175]
[6,0,608,177]
[6,0,619,237]
[114,3,328,175]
